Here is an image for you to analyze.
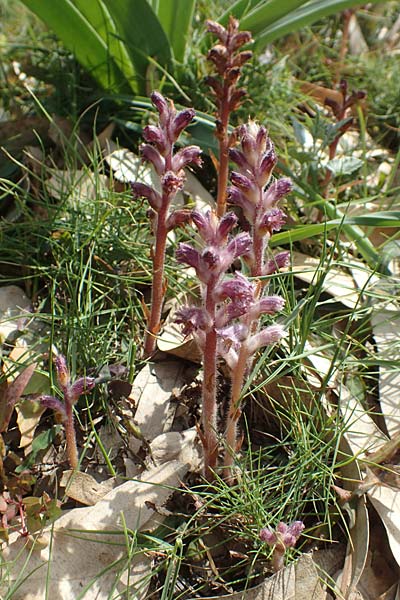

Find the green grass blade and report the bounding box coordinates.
[71,0,137,92]
[252,0,385,50]
[103,0,172,95]
[156,0,196,63]
[219,0,265,24]
[240,0,307,34]
[19,0,127,92]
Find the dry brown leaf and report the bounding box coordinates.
[370,309,400,437]
[16,399,46,454]
[60,470,117,505]
[368,486,400,569]
[192,554,325,600]
[45,168,109,203]
[129,361,190,453]
[0,285,31,343]
[149,427,202,470]
[1,460,188,599]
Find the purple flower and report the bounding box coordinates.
[260,208,287,234]
[69,377,96,403]
[174,306,212,336]
[249,295,285,319]
[55,355,70,391]
[140,144,165,176]
[143,125,166,152]
[39,395,67,421]
[172,146,202,172]
[260,521,304,549]
[263,178,293,210]
[264,251,290,275]
[171,108,196,139]
[247,324,286,354]
[215,271,255,303]
[150,91,169,124]
[162,171,184,196]
[131,182,162,211]
[191,210,238,245]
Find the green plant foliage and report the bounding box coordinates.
[18,0,386,98]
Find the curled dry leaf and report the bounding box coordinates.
[0,285,31,343]
[1,460,188,600]
[129,361,191,453]
[188,554,324,600]
[60,470,117,506]
[149,427,202,470]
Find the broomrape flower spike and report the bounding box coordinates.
[206,17,253,217]
[175,209,286,480]
[39,355,95,470]
[132,91,202,356]
[228,121,293,278]
[260,521,305,571]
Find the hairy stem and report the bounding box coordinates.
[144,202,169,356]
[202,277,219,480]
[223,342,249,479]
[216,85,231,217]
[64,403,78,469]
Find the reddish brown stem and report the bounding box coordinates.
[216,85,231,217]
[144,203,169,356]
[202,277,219,480]
[223,342,248,479]
[64,403,78,469]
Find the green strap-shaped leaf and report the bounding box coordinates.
[219,0,264,24]
[72,0,137,91]
[19,0,127,92]
[253,0,385,50]
[241,0,307,34]
[103,0,172,95]
[156,0,196,63]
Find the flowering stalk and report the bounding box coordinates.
[206,18,253,217]
[39,355,95,469]
[175,209,287,480]
[132,92,202,356]
[228,122,292,278]
[260,521,304,571]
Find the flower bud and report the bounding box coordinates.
[257,149,277,186]
[55,355,70,391]
[69,377,96,403]
[229,31,253,51]
[230,171,254,192]
[265,251,290,275]
[229,148,249,171]
[162,171,184,196]
[247,324,286,354]
[140,144,165,176]
[172,146,202,172]
[171,108,196,140]
[131,182,162,211]
[217,212,238,242]
[143,125,166,151]
[206,20,227,43]
[40,395,67,421]
[254,295,285,316]
[166,209,192,232]
[150,91,169,120]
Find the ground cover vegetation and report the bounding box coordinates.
[0,1,399,598]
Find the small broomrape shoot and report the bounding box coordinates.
[40,355,95,469]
